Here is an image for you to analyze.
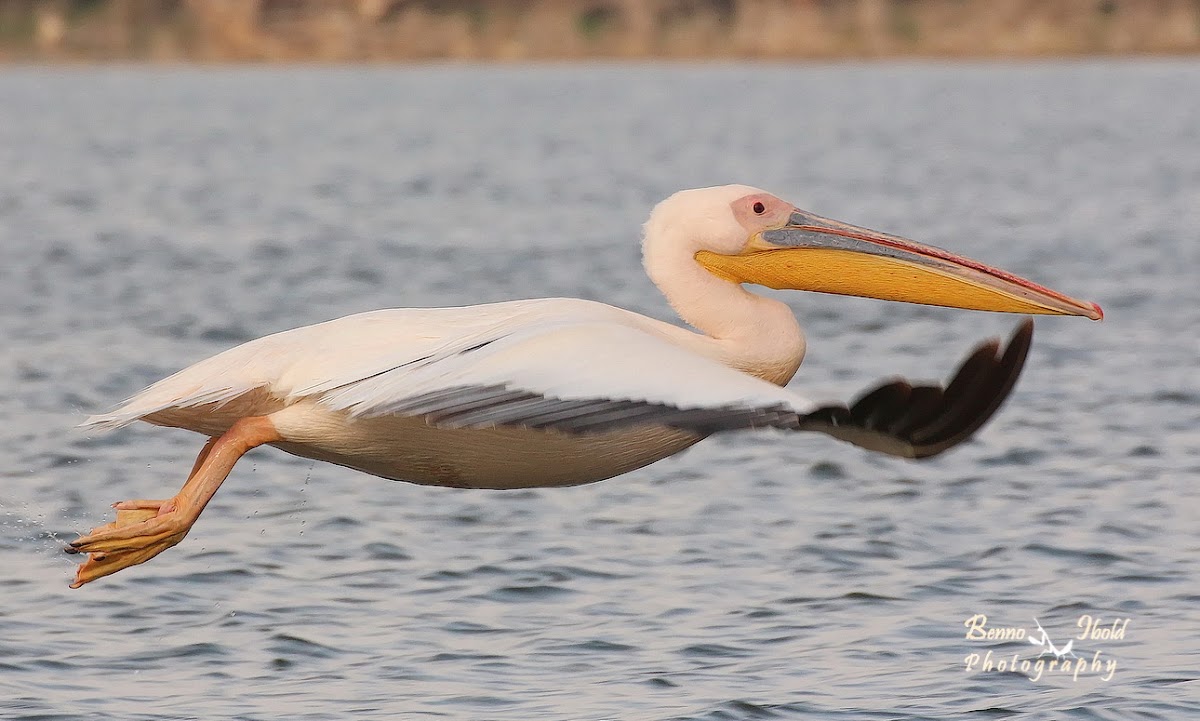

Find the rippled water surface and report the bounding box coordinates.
[1,62,1198,720]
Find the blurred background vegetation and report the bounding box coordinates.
[1,0,1198,61]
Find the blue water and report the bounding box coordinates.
[0,61,1197,719]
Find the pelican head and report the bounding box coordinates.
[647,185,1102,320]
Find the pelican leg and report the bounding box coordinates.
[67,416,281,588]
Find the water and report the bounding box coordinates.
[0,62,1198,719]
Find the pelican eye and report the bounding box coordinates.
[752,201,766,214]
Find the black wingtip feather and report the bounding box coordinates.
[798,319,1034,459]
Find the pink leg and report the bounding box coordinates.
[68,417,281,588]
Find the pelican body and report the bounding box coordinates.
[67,185,1101,588]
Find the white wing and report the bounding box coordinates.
[83,298,815,434]
[85,297,1033,459]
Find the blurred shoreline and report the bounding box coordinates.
[2,0,1199,63]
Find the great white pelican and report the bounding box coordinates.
[67,185,1102,588]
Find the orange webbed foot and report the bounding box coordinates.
[66,499,193,588]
